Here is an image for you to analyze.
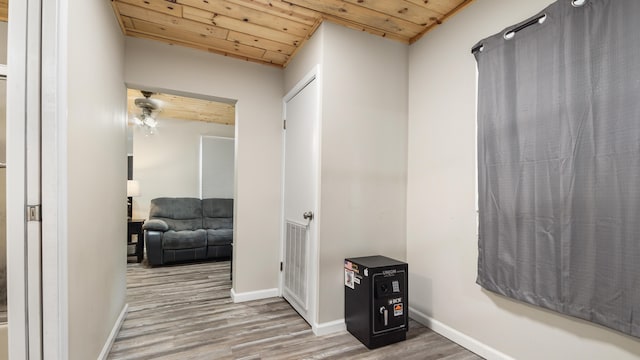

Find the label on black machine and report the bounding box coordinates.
[394,303,403,316]
[388,297,403,305]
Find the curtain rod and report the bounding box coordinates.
[472,0,589,54]
[471,13,547,54]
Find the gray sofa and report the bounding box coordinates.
[143,197,233,266]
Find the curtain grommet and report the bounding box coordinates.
[572,0,587,7]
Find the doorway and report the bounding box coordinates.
[126,87,236,266]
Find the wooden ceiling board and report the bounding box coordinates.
[179,0,312,38]
[127,89,236,126]
[341,0,440,26]
[118,0,184,17]
[227,30,296,55]
[227,0,319,25]
[405,0,466,16]
[121,15,135,29]
[182,5,303,46]
[111,0,474,67]
[130,18,267,58]
[408,0,474,43]
[284,0,425,37]
[116,1,229,39]
[0,0,7,22]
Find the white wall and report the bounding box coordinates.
[201,136,235,199]
[407,0,640,359]
[125,38,283,294]
[285,22,409,325]
[131,119,234,219]
[66,1,126,359]
[318,22,408,323]
[283,23,323,93]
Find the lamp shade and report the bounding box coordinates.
[127,180,140,197]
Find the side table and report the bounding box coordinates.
[127,219,145,263]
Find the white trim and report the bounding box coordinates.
[230,288,279,303]
[97,304,129,360]
[409,307,514,360]
[312,319,346,336]
[41,0,70,358]
[7,0,43,357]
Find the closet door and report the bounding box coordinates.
[282,70,320,326]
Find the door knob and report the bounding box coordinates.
[303,211,314,221]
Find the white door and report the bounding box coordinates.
[282,69,320,325]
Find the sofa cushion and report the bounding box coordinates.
[207,229,233,246]
[162,229,207,250]
[203,198,233,229]
[205,218,233,230]
[150,197,203,231]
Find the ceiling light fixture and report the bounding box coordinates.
[133,90,159,135]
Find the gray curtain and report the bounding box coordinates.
[474,0,640,337]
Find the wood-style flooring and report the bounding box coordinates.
[108,261,483,360]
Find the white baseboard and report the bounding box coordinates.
[230,287,279,303]
[98,303,128,360]
[313,318,346,336]
[409,307,514,360]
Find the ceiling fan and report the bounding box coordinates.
[132,90,160,135]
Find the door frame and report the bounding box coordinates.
[7,0,43,358]
[279,65,322,331]
[40,0,69,358]
[7,0,69,358]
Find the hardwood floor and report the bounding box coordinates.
[109,261,483,360]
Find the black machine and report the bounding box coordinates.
[344,255,408,349]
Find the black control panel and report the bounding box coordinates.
[373,271,406,334]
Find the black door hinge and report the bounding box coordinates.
[280,262,283,271]
[283,119,286,130]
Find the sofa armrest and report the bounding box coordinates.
[145,230,164,266]
[143,219,169,232]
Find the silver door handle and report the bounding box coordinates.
[303,211,314,221]
[380,306,388,326]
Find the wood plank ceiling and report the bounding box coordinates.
[111,0,473,67]
[0,0,7,22]
[128,88,235,125]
